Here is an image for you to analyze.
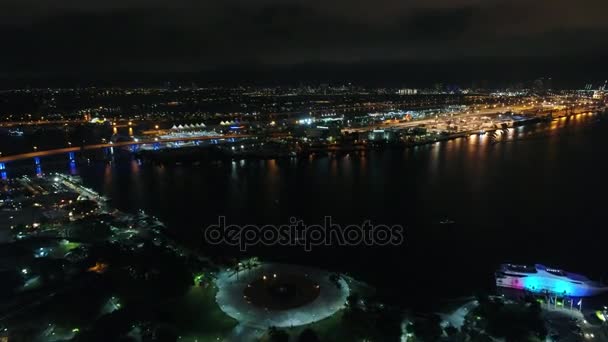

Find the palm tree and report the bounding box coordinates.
[232,261,243,280]
[268,327,289,342]
[297,328,321,342]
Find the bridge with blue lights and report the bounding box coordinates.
[0,134,252,164]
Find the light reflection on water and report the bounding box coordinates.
[2,112,608,297]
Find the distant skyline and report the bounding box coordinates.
[0,59,606,90]
[2,0,608,83]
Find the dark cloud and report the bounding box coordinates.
[401,7,475,41]
[1,0,607,78]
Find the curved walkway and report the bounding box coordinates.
[215,263,349,328]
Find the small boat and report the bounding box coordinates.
[8,129,24,137]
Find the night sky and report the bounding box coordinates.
[2,0,608,84]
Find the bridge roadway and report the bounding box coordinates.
[0,119,142,128]
[0,134,251,163]
[342,104,603,134]
[341,105,535,133]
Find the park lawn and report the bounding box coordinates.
[285,309,360,341]
[161,285,238,342]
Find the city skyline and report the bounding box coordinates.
[2,1,608,341]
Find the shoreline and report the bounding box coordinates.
[135,109,604,163]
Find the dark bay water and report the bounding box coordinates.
[8,112,608,305]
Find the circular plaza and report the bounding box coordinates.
[215,262,350,328]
